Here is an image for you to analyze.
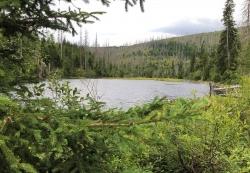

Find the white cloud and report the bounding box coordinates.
[54,0,244,46]
[154,18,224,35]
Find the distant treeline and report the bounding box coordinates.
[36,28,249,82]
[0,28,249,90]
[32,35,219,80]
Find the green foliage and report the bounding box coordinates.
[217,0,241,81]
[0,78,250,172]
[239,40,250,75]
[0,95,18,116]
[1,0,250,171]
[0,138,37,173]
[0,0,103,37]
[0,0,145,91]
[0,35,41,91]
[0,0,144,37]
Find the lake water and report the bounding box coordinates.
[41,79,209,109]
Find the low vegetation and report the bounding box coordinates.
[0,77,250,172]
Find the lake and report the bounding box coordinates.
[40,79,209,109]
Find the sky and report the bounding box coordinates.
[53,0,245,46]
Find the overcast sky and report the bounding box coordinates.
[54,0,245,46]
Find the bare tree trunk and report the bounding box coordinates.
[20,37,22,59]
[79,28,83,69]
[84,29,89,70]
[248,3,250,24]
[226,26,230,70]
[248,3,250,34]
[48,63,51,74]
[243,0,250,35]
[60,35,63,61]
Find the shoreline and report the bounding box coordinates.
[61,76,209,84]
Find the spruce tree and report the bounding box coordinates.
[198,41,209,80]
[171,61,176,77]
[177,61,184,79]
[190,56,196,73]
[217,0,241,79]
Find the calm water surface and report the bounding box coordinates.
[41,79,209,109]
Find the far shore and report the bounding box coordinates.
[63,76,209,84]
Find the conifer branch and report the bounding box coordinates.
[87,118,165,128]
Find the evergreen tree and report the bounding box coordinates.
[177,61,184,79]
[171,61,176,77]
[190,56,196,73]
[217,0,241,79]
[0,0,144,37]
[198,41,209,80]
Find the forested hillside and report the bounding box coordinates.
[90,27,249,81]
[6,27,247,84]
[91,31,222,79]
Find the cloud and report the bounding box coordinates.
[154,18,223,36]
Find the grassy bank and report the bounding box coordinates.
[102,77,196,83]
[114,77,184,81]
[61,76,186,82]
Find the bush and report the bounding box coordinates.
[0,78,250,172]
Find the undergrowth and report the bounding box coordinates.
[0,77,250,173]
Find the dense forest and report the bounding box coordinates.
[1,0,250,172]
